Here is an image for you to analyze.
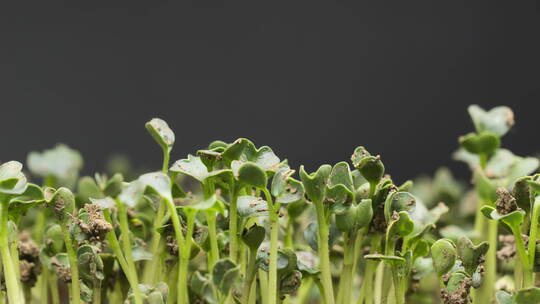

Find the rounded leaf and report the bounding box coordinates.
[299,164,332,203]
[459,131,500,156]
[431,239,457,276]
[145,118,175,152]
[236,162,267,189]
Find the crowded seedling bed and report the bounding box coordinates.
[0,105,539,304]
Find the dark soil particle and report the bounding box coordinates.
[51,257,71,283]
[440,277,472,304]
[18,232,41,286]
[495,187,518,215]
[78,203,113,241]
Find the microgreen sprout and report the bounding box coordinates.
[0,104,537,303]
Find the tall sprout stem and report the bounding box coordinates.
[60,220,81,304]
[477,219,497,301]
[229,187,239,263]
[512,226,532,287]
[528,199,540,280]
[337,232,355,304]
[103,209,142,304]
[263,188,281,304]
[117,202,143,303]
[240,249,258,304]
[314,199,335,304]
[163,197,187,304]
[0,201,23,304]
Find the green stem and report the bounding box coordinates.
[103,209,140,304]
[0,201,22,304]
[391,272,404,304]
[362,235,381,304]
[314,199,335,304]
[180,211,196,303]
[144,198,166,284]
[93,278,102,304]
[314,277,327,304]
[117,202,143,304]
[50,273,60,304]
[284,217,294,248]
[337,232,355,304]
[263,188,280,304]
[60,221,80,304]
[259,269,269,304]
[479,153,488,170]
[512,226,532,287]
[229,187,239,263]
[163,194,187,304]
[480,220,497,299]
[162,148,170,173]
[207,211,220,272]
[240,249,258,304]
[41,267,50,304]
[296,277,313,304]
[529,198,540,275]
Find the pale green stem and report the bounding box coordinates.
[528,198,540,275]
[117,202,143,303]
[229,188,239,263]
[314,199,335,304]
[296,277,313,304]
[207,211,220,272]
[259,269,269,304]
[480,220,497,300]
[144,198,166,284]
[512,226,532,287]
[161,196,187,304]
[103,209,141,304]
[337,232,355,304]
[93,278,102,304]
[50,273,60,304]
[40,267,49,304]
[284,217,294,248]
[240,249,258,304]
[0,201,22,304]
[263,188,280,304]
[60,222,80,304]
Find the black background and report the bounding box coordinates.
[1,1,539,182]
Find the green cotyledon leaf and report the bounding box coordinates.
[275,177,304,205]
[456,236,489,276]
[212,258,240,296]
[481,205,524,230]
[431,239,457,276]
[145,118,175,153]
[514,287,540,304]
[241,224,266,252]
[234,161,267,189]
[351,146,384,186]
[459,131,500,156]
[169,155,232,183]
[384,191,417,223]
[325,162,355,204]
[138,172,172,203]
[386,211,414,241]
[468,105,514,137]
[334,199,372,232]
[237,195,268,218]
[0,161,28,195]
[299,164,332,203]
[26,144,83,187]
[221,138,283,173]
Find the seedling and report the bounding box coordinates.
[0,105,537,303]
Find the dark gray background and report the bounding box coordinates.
[1,1,539,181]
